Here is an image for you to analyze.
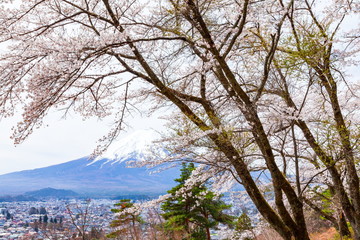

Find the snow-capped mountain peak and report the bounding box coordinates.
[92,129,160,164]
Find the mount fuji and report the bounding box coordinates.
[0,130,179,197]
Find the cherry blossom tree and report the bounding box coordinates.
[266,1,360,238]
[0,0,359,239]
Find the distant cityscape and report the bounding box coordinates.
[0,198,115,240]
[0,131,255,239]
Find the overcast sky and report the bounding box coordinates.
[0,111,165,175]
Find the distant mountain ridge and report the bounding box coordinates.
[25,187,79,198]
[0,195,37,202]
[0,130,179,197]
[0,188,78,202]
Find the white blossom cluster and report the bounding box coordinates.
[1,0,360,237]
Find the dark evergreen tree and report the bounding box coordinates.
[39,207,47,215]
[1,209,6,215]
[235,212,253,232]
[43,214,48,223]
[161,162,234,240]
[235,212,255,239]
[107,199,143,239]
[29,207,39,215]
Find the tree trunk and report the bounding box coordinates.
[338,212,351,238]
[206,227,211,240]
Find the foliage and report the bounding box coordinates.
[235,212,253,233]
[0,1,359,239]
[107,199,143,239]
[161,162,234,239]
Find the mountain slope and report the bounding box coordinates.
[0,130,178,197]
[0,157,179,196]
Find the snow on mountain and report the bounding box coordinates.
[0,129,181,197]
[92,129,162,165]
[0,157,180,196]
